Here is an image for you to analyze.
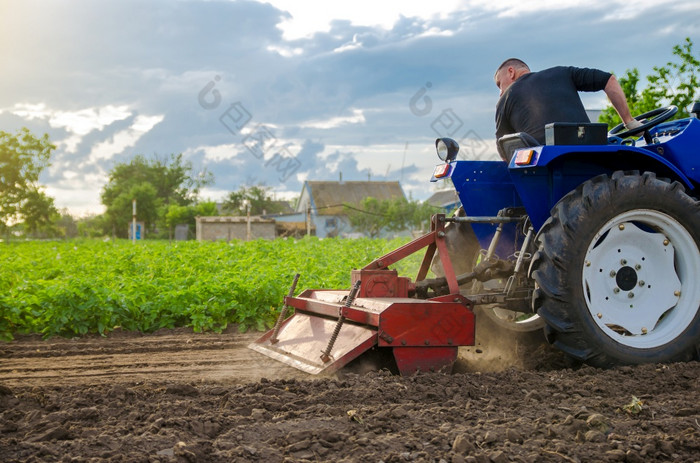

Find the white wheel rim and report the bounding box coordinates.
[483,307,544,332]
[472,281,544,332]
[582,209,700,349]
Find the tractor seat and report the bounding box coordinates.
[497,132,540,163]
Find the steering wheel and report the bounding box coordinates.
[608,106,678,139]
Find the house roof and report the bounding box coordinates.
[303,180,405,215]
[268,200,295,214]
[425,190,461,208]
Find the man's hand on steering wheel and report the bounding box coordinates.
[624,119,644,134]
[609,106,678,140]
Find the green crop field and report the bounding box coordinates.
[0,238,424,341]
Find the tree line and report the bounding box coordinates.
[0,135,436,240]
[0,140,295,240]
[0,132,440,240]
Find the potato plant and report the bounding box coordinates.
[0,237,421,340]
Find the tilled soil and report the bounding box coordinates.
[1,327,699,463]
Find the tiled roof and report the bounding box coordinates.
[307,181,405,215]
[425,190,461,208]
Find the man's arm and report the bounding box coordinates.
[604,75,637,126]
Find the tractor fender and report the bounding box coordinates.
[536,145,695,188]
[508,145,696,231]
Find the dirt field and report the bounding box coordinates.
[1,324,699,463]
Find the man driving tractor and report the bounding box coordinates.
[494,58,642,160]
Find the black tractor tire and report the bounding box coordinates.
[531,171,700,367]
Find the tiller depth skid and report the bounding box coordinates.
[249,214,475,376]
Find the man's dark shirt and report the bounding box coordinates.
[495,66,611,159]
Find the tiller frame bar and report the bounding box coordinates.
[248,214,475,376]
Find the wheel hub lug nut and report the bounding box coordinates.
[613,288,620,294]
[620,259,627,265]
[628,292,635,298]
[610,270,617,277]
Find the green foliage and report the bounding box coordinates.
[101,154,213,238]
[600,37,699,127]
[345,197,437,237]
[19,189,61,237]
[0,128,58,237]
[222,185,292,216]
[53,211,79,239]
[0,237,422,340]
[108,182,160,237]
[76,214,110,238]
[164,201,218,237]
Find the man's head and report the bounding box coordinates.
[494,58,530,96]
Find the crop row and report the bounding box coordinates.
[0,238,423,340]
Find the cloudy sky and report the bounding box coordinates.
[1,0,698,215]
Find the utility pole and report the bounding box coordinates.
[246,201,252,241]
[306,206,311,237]
[132,199,137,244]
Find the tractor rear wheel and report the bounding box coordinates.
[531,171,700,367]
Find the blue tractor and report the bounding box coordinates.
[431,104,700,367]
[250,104,699,375]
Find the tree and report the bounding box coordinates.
[54,210,79,238]
[105,183,159,238]
[164,201,218,239]
[345,197,437,238]
[600,37,699,127]
[0,128,58,238]
[101,154,213,238]
[76,214,110,238]
[20,189,61,238]
[221,185,291,216]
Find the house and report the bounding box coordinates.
[268,180,406,238]
[425,190,461,214]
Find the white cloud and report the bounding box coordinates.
[187,143,244,163]
[49,105,132,135]
[11,103,52,120]
[12,103,131,135]
[319,142,420,178]
[11,103,133,153]
[471,0,589,16]
[87,114,164,163]
[264,0,692,31]
[266,44,304,57]
[59,134,84,154]
[300,109,366,129]
[417,27,454,38]
[265,0,464,39]
[333,34,363,53]
[199,187,230,203]
[45,172,108,216]
[600,0,688,20]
